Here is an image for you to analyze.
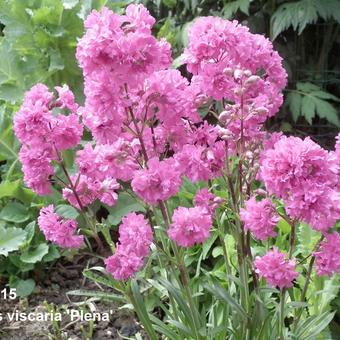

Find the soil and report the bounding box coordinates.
[0,254,144,340]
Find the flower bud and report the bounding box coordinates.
[245,75,260,85]
[219,111,229,123]
[254,107,268,115]
[233,69,243,80]
[223,67,233,76]
[234,87,245,96]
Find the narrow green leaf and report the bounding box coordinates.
[205,283,248,320]
[131,279,158,340]
[67,289,125,302]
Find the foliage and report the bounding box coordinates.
[0,0,131,295]
[286,82,340,126]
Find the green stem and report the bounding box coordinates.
[279,288,286,340]
[293,256,315,331]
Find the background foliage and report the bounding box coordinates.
[0,0,339,334]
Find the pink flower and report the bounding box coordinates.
[76,5,171,79]
[314,232,340,277]
[55,84,78,113]
[118,213,153,257]
[193,188,223,215]
[14,84,83,195]
[254,248,298,289]
[51,113,83,151]
[76,140,139,182]
[62,174,119,208]
[14,84,53,146]
[19,145,55,195]
[168,207,212,247]
[105,244,144,281]
[182,17,287,154]
[38,205,84,248]
[175,141,226,182]
[259,136,338,232]
[131,157,182,205]
[240,197,279,240]
[105,213,153,281]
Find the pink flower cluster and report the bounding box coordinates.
[183,17,287,152]
[14,84,82,195]
[240,197,279,240]
[38,205,84,248]
[168,206,212,247]
[254,248,298,288]
[132,157,182,205]
[62,174,119,208]
[314,232,340,277]
[105,213,153,280]
[193,188,223,215]
[259,135,339,233]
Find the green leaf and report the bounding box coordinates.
[163,0,177,9]
[0,180,35,204]
[131,279,159,340]
[271,0,318,40]
[62,0,80,10]
[301,95,315,124]
[55,204,79,219]
[67,289,125,302]
[290,83,340,126]
[277,219,291,234]
[20,243,49,263]
[295,311,335,339]
[287,92,302,122]
[223,0,251,18]
[43,245,60,262]
[313,97,340,127]
[107,193,145,225]
[48,48,64,72]
[205,283,248,320]
[12,279,35,297]
[0,226,27,256]
[23,221,35,246]
[297,223,320,257]
[0,202,30,223]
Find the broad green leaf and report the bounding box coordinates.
[0,226,27,256]
[55,204,79,219]
[20,243,49,263]
[297,223,320,257]
[43,245,60,262]
[0,180,35,204]
[24,221,35,245]
[0,202,30,223]
[12,278,35,297]
[277,219,291,234]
